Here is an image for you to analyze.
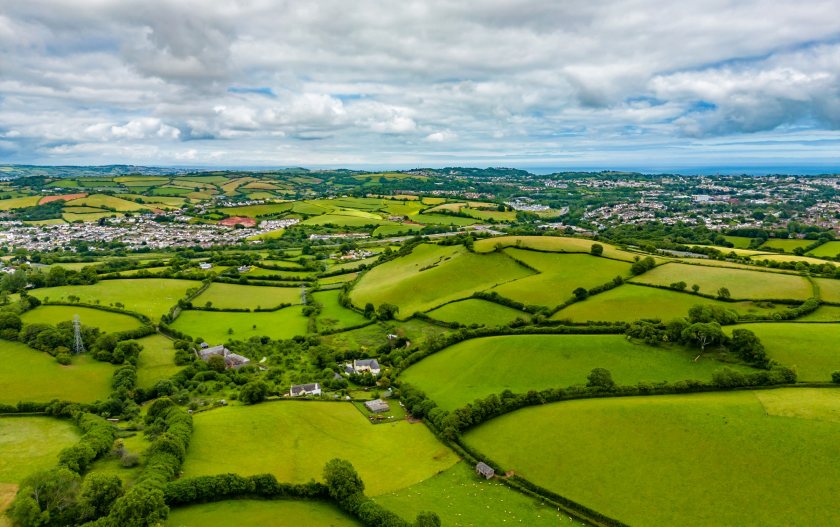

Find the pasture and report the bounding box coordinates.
[730,323,840,381]
[216,203,292,218]
[135,334,181,388]
[0,196,41,210]
[426,298,529,327]
[721,235,753,248]
[814,277,840,303]
[629,262,812,300]
[64,194,150,211]
[372,224,423,237]
[798,305,840,321]
[21,305,143,333]
[170,306,309,343]
[808,240,840,258]
[0,417,79,484]
[759,238,814,251]
[411,213,476,226]
[166,500,361,527]
[400,334,755,410]
[552,284,785,323]
[312,290,369,332]
[192,283,301,310]
[350,244,534,318]
[464,389,840,527]
[30,279,199,320]
[490,250,630,306]
[473,235,638,261]
[0,341,114,403]
[375,461,580,527]
[299,214,393,227]
[180,402,458,496]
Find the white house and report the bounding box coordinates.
[345,358,381,376]
[290,383,321,397]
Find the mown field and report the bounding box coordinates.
[730,323,840,381]
[464,389,840,527]
[814,277,840,303]
[759,238,814,251]
[374,461,582,527]
[0,341,114,404]
[192,283,301,310]
[473,235,638,261]
[312,290,369,332]
[0,417,79,484]
[21,305,143,333]
[553,284,784,323]
[426,299,528,327]
[170,306,309,344]
[721,235,753,248]
[181,402,458,496]
[30,279,200,319]
[629,263,812,300]
[401,334,755,410]
[798,305,840,321]
[490,250,630,306]
[350,244,533,318]
[166,499,361,527]
[808,240,840,258]
[135,334,181,388]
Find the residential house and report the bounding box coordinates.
[345,358,381,376]
[290,383,321,397]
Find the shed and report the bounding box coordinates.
[475,462,495,479]
[364,399,390,413]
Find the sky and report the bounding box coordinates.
[2,0,840,172]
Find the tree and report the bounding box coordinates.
[323,458,365,502]
[691,284,700,293]
[590,243,603,256]
[730,328,769,367]
[107,487,168,527]
[240,380,269,404]
[572,287,589,301]
[586,368,615,389]
[377,303,399,321]
[832,371,840,384]
[78,473,123,519]
[207,354,226,372]
[363,303,375,319]
[681,322,726,359]
[112,340,143,365]
[670,281,687,291]
[8,467,80,527]
[630,256,656,275]
[717,287,731,300]
[415,511,442,527]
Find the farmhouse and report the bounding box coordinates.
[364,399,390,413]
[345,358,381,375]
[197,344,251,369]
[290,383,321,397]
[476,462,495,479]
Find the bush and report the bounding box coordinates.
[832,371,840,384]
[56,352,72,365]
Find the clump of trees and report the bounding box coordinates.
[630,256,656,275]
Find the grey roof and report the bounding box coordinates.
[476,462,495,477]
[290,383,320,395]
[364,399,390,413]
[355,358,380,369]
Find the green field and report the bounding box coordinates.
[759,238,814,251]
[21,305,143,333]
[411,213,477,226]
[135,334,181,388]
[464,389,840,527]
[372,224,424,237]
[319,272,358,285]
[375,461,581,527]
[798,305,840,321]
[630,262,812,300]
[170,306,309,343]
[490,250,630,306]
[64,194,151,211]
[166,499,360,527]
[553,283,785,323]
[312,290,369,332]
[401,334,754,410]
[350,244,533,318]
[426,298,529,327]
[30,279,199,319]
[0,341,114,403]
[299,214,393,227]
[180,402,458,496]
[0,196,41,210]
[730,323,840,381]
[814,277,840,303]
[808,240,840,258]
[192,283,301,310]
[216,203,293,217]
[721,235,753,249]
[473,235,638,261]
[0,417,79,484]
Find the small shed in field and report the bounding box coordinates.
[475,462,495,479]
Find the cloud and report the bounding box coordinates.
[1,0,840,168]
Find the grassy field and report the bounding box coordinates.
[426,299,529,327]
[312,290,369,332]
[372,224,424,237]
[170,306,309,343]
[299,214,393,227]
[464,389,840,527]
[64,194,151,211]
[814,277,840,303]
[473,235,638,261]
[350,244,533,318]
[135,334,181,388]
[730,323,840,381]
[217,203,293,217]
[192,283,301,310]
[30,279,200,319]
[553,284,786,323]
[0,341,114,403]
[759,238,814,251]
[21,305,143,333]
[401,334,754,410]
[630,262,812,300]
[0,417,79,484]
[0,196,41,210]
[319,272,358,285]
[490,250,630,306]
[181,402,458,496]
[798,305,840,321]
[721,235,753,248]
[411,213,477,226]
[166,499,361,527]
[375,461,582,527]
[808,240,840,258]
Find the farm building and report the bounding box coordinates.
[199,262,212,270]
[290,383,321,397]
[476,462,495,479]
[197,344,251,369]
[364,399,390,413]
[345,358,381,375]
